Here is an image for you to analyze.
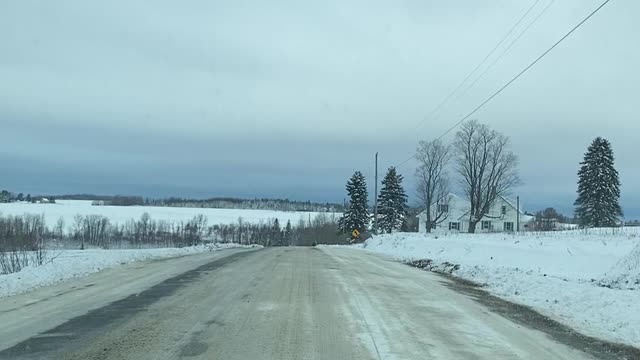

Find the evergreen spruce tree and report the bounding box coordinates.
[575,137,623,227]
[377,167,408,233]
[283,220,293,246]
[0,190,9,203]
[271,218,282,246]
[338,171,369,234]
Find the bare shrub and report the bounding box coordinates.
[0,214,47,274]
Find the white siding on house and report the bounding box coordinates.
[417,194,468,233]
[418,195,534,234]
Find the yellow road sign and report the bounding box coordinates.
[351,229,360,238]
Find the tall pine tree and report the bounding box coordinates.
[271,218,283,246]
[283,220,293,246]
[575,137,623,227]
[377,167,408,233]
[338,171,369,234]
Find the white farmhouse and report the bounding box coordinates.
[417,194,534,233]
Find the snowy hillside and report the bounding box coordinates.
[359,230,640,347]
[0,200,338,232]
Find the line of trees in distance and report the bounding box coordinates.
[0,190,46,204]
[38,194,344,212]
[0,212,348,275]
[146,197,343,212]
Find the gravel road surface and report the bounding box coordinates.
[0,247,596,359]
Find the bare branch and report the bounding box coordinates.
[415,139,451,232]
[454,120,520,233]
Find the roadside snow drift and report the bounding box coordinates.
[359,230,640,348]
[0,244,258,298]
[601,241,640,289]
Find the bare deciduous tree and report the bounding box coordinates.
[415,139,450,232]
[0,214,47,274]
[55,217,65,240]
[454,120,520,233]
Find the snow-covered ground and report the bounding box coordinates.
[0,200,338,231]
[0,243,259,298]
[357,229,640,347]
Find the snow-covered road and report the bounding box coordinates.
[0,244,256,298]
[1,247,617,359]
[0,248,255,353]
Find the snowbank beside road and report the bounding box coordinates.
[359,231,640,347]
[0,243,259,298]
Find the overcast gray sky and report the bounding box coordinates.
[1,0,638,217]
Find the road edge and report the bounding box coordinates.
[407,262,640,360]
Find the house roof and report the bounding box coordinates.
[498,195,529,216]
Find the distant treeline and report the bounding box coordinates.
[0,212,348,274]
[50,194,344,212]
[0,190,52,204]
[52,194,144,206]
[146,197,344,212]
[64,212,346,248]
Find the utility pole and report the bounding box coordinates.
[516,196,520,234]
[374,152,379,235]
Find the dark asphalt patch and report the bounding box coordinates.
[206,318,225,327]
[406,260,640,360]
[180,339,209,357]
[0,250,256,359]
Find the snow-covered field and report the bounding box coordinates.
[0,200,338,231]
[0,200,319,298]
[357,229,640,347]
[0,243,260,298]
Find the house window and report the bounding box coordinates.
[449,222,460,231]
[504,222,514,232]
[501,206,507,215]
[481,221,491,230]
[438,204,449,213]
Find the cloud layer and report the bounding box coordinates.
[1,0,638,217]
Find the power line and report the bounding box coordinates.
[459,0,556,100]
[395,0,612,168]
[410,0,542,133]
